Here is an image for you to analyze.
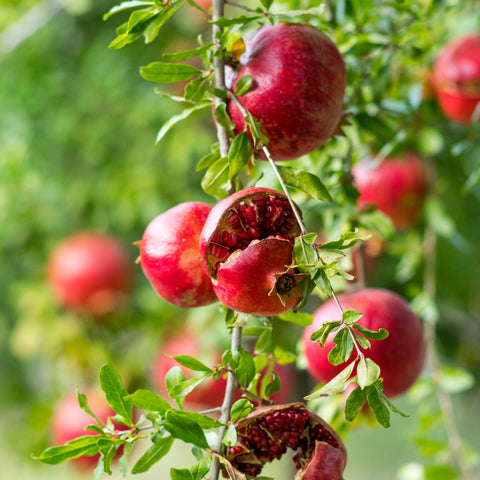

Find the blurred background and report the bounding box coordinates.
[0,1,479,479]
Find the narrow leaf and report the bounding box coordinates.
[344,385,367,422]
[309,320,342,347]
[140,62,202,83]
[228,132,251,179]
[201,156,230,197]
[366,385,390,428]
[162,410,209,448]
[328,328,353,366]
[34,436,100,465]
[234,75,252,96]
[125,389,170,414]
[103,1,155,21]
[276,310,313,326]
[277,166,332,202]
[305,361,355,399]
[132,436,174,474]
[354,324,389,340]
[99,364,133,426]
[230,399,254,423]
[172,355,213,373]
[232,347,256,389]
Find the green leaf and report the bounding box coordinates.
[276,166,332,202]
[230,399,254,423]
[259,0,274,10]
[328,328,353,366]
[142,0,185,43]
[127,8,158,33]
[344,385,367,422]
[354,324,389,340]
[342,309,363,325]
[77,388,105,426]
[439,365,475,394]
[214,102,235,134]
[211,15,263,27]
[228,132,251,179]
[366,384,390,428]
[155,104,210,144]
[184,76,208,103]
[357,357,381,388]
[168,410,223,429]
[276,310,313,326]
[231,347,256,389]
[168,375,210,399]
[131,436,174,474]
[273,345,297,365]
[99,364,133,426]
[171,457,211,480]
[108,29,142,49]
[163,44,212,61]
[196,147,221,172]
[305,361,355,400]
[255,328,274,355]
[424,464,459,480]
[34,436,100,465]
[125,389,171,414]
[141,62,202,83]
[235,75,253,96]
[172,355,213,373]
[103,1,155,21]
[162,410,209,448]
[201,156,230,198]
[309,320,342,347]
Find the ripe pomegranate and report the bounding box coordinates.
[302,288,425,398]
[226,23,347,160]
[226,403,347,479]
[150,329,230,409]
[352,153,428,230]
[51,389,120,469]
[199,187,305,317]
[138,202,217,308]
[47,232,132,316]
[433,33,480,123]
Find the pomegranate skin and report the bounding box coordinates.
[433,33,480,123]
[226,23,347,160]
[214,237,301,317]
[303,288,426,398]
[47,232,132,316]
[140,202,217,308]
[352,153,428,230]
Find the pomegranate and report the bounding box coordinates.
[139,202,217,308]
[199,187,305,317]
[51,389,121,469]
[150,329,231,409]
[226,23,347,160]
[352,153,428,231]
[303,288,426,398]
[47,232,132,316]
[225,403,347,479]
[433,33,480,123]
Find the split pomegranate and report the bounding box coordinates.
[226,23,347,160]
[139,202,217,308]
[225,403,347,479]
[199,187,305,316]
[433,33,480,123]
[303,288,426,398]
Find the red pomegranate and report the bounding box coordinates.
[199,187,305,317]
[433,33,480,123]
[302,288,426,398]
[352,153,428,231]
[226,403,347,479]
[51,389,120,469]
[47,232,132,316]
[226,23,347,160]
[139,202,217,308]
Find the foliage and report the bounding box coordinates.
[1,0,480,479]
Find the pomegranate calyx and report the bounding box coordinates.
[269,268,308,306]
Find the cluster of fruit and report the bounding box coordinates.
[43,19,479,478]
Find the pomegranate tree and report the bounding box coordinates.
[433,33,480,124]
[303,288,426,398]
[226,403,347,479]
[352,153,428,231]
[225,23,347,160]
[47,232,132,316]
[199,187,306,316]
[138,202,217,308]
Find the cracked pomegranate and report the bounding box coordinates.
[303,288,426,398]
[225,403,347,479]
[139,202,217,308]
[199,187,305,316]
[433,33,480,123]
[226,23,347,160]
